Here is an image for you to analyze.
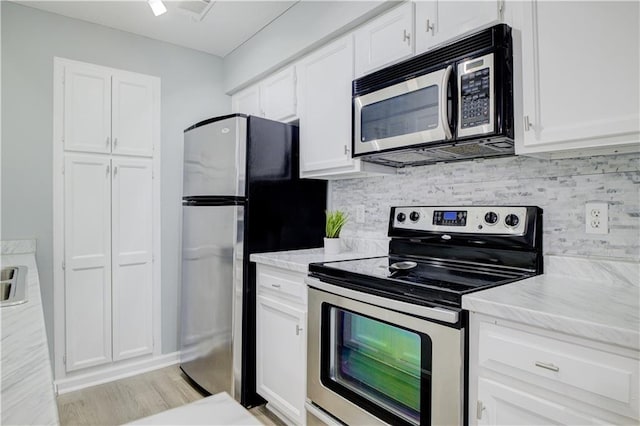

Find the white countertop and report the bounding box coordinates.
[463,255,640,350]
[250,247,384,273]
[1,240,59,425]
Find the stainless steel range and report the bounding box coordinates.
[306,206,543,426]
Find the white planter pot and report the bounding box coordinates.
[323,237,341,255]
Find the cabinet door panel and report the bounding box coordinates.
[112,72,155,157]
[112,157,153,361]
[261,67,297,122]
[64,155,112,371]
[415,1,500,54]
[297,36,355,174]
[64,64,111,153]
[355,2,414,77]
[520,1,639,151]
[232,84,262,116]
[256,295,306,424]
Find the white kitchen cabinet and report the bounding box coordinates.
[516,1,640,158]
[231,66,297,122]
[111,157,154,361]
[256,265,307,425]
[232,84,262,117]
[64,62,157,157]
[468,313,640,425]
[64,154,113,372]
[354,2,414,77]
[54,58,161,382]
[296,35,394,179]
[414,0,503,54]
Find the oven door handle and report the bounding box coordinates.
[440,64,453,140]
[306,277,460,324]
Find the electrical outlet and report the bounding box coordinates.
[585,202,608,234]
[355,205,365,224]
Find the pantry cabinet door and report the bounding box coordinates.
[415,0,502,54]
[64,155,112,371]
[112,72,157,157]
[256,295,306,424]
[519,1,640,154]
[111,157,154,361]
[64,64,112,153]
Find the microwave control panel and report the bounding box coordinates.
[457,53,495,137]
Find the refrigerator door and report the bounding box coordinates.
[183,115,247,198]
[180,202,244,396]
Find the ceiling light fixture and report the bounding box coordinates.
[148,0,167,17]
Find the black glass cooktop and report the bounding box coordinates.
[308,255,534,309]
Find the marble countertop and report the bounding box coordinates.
[463,255,640,350]
[250,248,383,273]
[1,240,59,425]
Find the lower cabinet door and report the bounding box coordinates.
[256,295,306,424]
[477,377,606,425]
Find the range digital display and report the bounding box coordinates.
[433,210,467,226]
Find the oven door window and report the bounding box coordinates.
[360,85,439,143]
[321,306,432,426]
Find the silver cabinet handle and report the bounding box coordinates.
[113,166,118,176]
[106,136,110,147]
[524,115,532,131]
[106,165,110,175]
[271,283,281,288]
[344,145,350,155]
[426,19,435,35]
[535,361,559,372]
[403,29,411,45]
[114,137,118,148]
[296,324,303,335]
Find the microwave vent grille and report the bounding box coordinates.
[353,25,507,96]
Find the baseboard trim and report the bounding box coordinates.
[55,352,180,395]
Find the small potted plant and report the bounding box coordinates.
[324,210,348,255]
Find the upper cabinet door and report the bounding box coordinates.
[354,2,415,77]
[415,0,502,54]
[261,66,297,122]
[64,64,112,153]
[518,1,640,155]
[232,84,262,116]
[297,35,355,175]
[112,71,157,157]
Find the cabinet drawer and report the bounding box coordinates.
[256,265,307,304]
[479,322,639,418]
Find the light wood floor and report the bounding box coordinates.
[57,365,285,426]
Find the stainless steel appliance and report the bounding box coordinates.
[306,206,543,425]
[352,25,514,167]
[180,114,326,405]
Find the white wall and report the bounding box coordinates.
[222,0,397,93]
[1,2,230,355]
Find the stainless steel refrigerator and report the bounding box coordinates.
[180,114,326,407]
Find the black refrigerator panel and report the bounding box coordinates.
[246,116,294,182]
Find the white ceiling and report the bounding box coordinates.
[15,0,299,57]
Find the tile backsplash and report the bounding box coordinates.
[331,153,640,261]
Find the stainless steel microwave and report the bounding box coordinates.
[352,24,514,167]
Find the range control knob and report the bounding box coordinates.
[484,211,499,225]
[505,214,520,227]
[409,211,420,222]
[396,212,406,222]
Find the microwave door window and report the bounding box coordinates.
[360,85,439,143]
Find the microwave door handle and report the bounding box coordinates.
[440,65,453,140]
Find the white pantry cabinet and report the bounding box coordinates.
[256,264,307,425]
[53,58,160,380]
[64,62,156,157]
[468,313,639,425]
[516,0,640,158]
[296,35,394,179]
[354,2,414,77]
[414,0,503,54]
[231,66,297,122]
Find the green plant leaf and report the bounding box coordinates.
[326,210,348,238]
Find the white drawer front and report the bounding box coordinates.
[479,322,639,418]
[256,265,307,305]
